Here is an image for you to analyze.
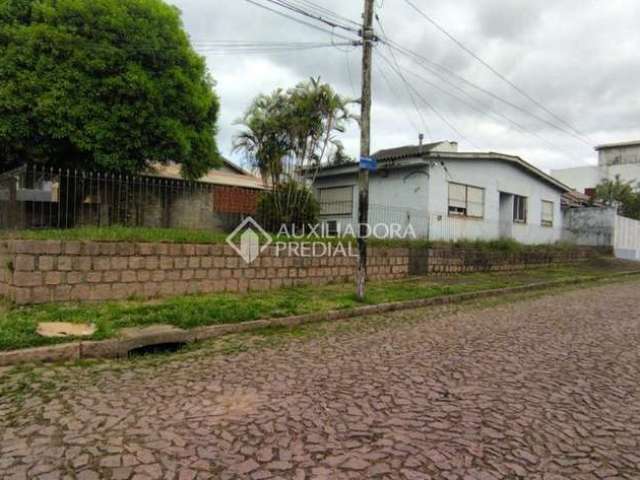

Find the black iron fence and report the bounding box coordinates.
[0,164,259,232]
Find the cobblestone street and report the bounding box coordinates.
[1,281,640,480]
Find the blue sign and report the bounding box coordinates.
[359,157,377,172]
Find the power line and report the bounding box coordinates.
[259,0,361,35]
[377,50,477,148]
[401,0,591,144]
[375,15,431,142]
[381,50,577,156]
[242,0,361,43]
[381,38,592,149]
[195,43,355,55]
[193,41,357,55]
[287,0,361,28]
[374,55,427,140]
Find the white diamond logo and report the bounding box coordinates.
[226,217,272,264]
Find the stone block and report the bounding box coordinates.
[70,284,91,301]
[201,257,213,269]
[111,257,128,270]
[13,271,43,287]
[129,257,145,270]
[100,243,117,256]
[166,270,181,281]
[137,270,151,282]
[67,271,84,284]
[44,271,64,286]
[103,271,120,283]
[86,272,102,283]
[160,257,174,270]
[93,257,111,271]
[121,270,138,283]
[137,243,155,256]
[31,287,52,304]
[38,256,56,271]
[64,241,83,255]
[91,284,113,301]
[14,255,35,272]
[72,256,92,271]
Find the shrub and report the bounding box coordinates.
[257,181,320,232]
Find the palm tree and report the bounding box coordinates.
[233,91,291,187]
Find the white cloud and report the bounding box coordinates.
[170,0,640,171]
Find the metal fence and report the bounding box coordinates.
[0,164,259,232]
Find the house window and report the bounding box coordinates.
[513,195,528,223]
[541,200,554,227]
[318,186,353,216]
[448,183,484,218]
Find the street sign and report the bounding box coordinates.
[359,156,377,172]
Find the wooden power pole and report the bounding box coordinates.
[356,0,375,301]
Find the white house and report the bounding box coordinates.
[311,141,570,244]
[551,140,640,194]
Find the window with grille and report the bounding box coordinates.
[541,200,554,227]
[318,186,353,216]
[513,195,528,223]
[448,183,484,218]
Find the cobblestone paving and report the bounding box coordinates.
[2,281,640,480]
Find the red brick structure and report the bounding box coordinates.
[213,186,259,214]
[0,240,599,305]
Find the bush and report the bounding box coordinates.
[257,181,320,232]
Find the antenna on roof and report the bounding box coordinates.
[418,133,424,146]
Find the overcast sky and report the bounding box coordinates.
[170,0,640,173]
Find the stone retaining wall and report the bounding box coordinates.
[0,239,600,305]
[425,247,599,274]
[0,240,409,305]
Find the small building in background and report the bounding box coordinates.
[551,140,640,194]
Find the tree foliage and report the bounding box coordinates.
[0,0,221,178]
[595,175,640,220]
[233,77,356,185]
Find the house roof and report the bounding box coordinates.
[595,140,640,151]
[313,147,571,193]
[149,160,267,190]
[372,142,451,161]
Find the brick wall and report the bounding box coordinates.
[0,240,408,305]
[213,187,259,214]
[0,240,599,305]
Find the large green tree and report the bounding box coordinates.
[0,0,220,178]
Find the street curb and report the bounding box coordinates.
[2,270,640,367]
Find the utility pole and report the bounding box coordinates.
[356,0,375,301]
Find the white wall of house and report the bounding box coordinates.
[313,156,566,244]
[426,159,564,243]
